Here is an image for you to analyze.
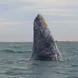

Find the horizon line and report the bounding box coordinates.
[0,40,78,42]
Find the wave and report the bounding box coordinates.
[66,76,78,78]
[0,49,15,53]
[8,45,22,48]
[4,68,31,75]
[0,49,32,53]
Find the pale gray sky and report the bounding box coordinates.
[0,0,78,42]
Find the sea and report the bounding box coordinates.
[0,42,78,78]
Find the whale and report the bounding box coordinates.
[32,14,62,61]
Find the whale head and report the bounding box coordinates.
[35,14,48,28]
[32,14,62,61]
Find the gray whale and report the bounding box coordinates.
[32,14,62,61]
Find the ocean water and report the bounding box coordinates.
[0,42,78,78]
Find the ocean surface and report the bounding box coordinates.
[0,42,78,78]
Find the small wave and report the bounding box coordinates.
[71,65,78,67]
[5,68,32,75]
[0,59,15,65]
[0,49,15,53]
[9,45,21,48]
[0,49,32,53]
[16,50,32,53]
[66,76,78,78]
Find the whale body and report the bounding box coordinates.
[32,14,62,61]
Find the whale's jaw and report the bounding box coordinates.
[32,14,62,61]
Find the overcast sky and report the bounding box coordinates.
[0,0,78,42]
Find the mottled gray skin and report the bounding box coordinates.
[32,14,62,61]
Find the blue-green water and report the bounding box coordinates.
[0,42,78,78]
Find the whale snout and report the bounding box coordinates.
[35,14,48,28]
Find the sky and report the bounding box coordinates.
[0,0,78,42]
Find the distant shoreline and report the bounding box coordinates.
[55,41,78,42]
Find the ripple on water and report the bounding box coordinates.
[4,68,32,76]
[66,76,78,78]
[0,49,32,54]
